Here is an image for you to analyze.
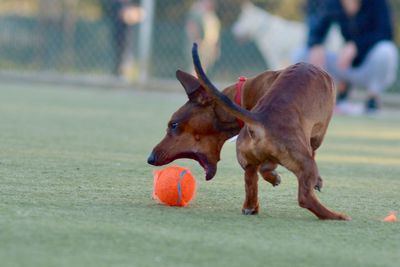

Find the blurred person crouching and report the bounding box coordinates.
[296,0,398,114]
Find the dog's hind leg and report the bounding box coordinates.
[259,162,281,187]
[282,149,349,220]
[242,165,260,215]
[294,157,350,220]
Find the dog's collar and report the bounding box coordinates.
[235,76,247,128]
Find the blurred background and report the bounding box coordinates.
[1,0,400,92]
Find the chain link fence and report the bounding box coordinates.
[1,0,400,91]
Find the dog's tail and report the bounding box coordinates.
[192,43,259,126]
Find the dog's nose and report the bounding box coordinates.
[147,152,157,165]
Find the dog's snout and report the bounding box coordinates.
[147,151,157,165]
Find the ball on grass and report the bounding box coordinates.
[383,212,397,222]
[153,166,196,207]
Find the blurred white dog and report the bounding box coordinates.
[232,1,343,70]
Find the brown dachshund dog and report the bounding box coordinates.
[148,43,350,220]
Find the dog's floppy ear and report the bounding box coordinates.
[176,70,212,105]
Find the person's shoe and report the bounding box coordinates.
[365,97,380,114]
[337,82,351,102]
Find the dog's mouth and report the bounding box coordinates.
[148,151,217,180]
[186,152,217,181]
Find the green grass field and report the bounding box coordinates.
[1,81,399,267]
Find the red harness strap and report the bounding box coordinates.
[235,76,247,128]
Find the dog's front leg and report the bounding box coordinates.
[242,165,259,215]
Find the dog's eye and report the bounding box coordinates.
[170,122,179,130]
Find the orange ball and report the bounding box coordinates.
[153,166,196,207]
[383,212,397,222]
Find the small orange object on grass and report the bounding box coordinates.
[383,212,397,222]
[153,166,196,207]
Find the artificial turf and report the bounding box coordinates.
[0,81,399,267]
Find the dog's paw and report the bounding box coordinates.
[242,208,258,215]
[337,213,351,221]
[322,213,351,221]
[260,170,281,187]
[272,171,281,187]
[317,210,351,220]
